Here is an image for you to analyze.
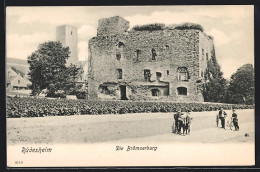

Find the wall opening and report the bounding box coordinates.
[167,70,169,76]
[136,50,141,61]
[120,85,128,100]
[116,54,121,61]
[177,67,189,81]
[116,69,122,79]
[118,42,125,48]
[156,72,162,80]
[99,85,110,95]
[177,87,187,95]
[165,45,169,50]
[151,89,160,96]
[151,48,157,60]
[144,69,151,81]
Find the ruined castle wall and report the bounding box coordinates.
[88,29,204,101]
[97,16,129,36]
[123,29,200,82]
[88,16,213,102]
[199,32,214,78]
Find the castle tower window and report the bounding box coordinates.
[206,53,208,61]
[152,48,157,60]
[151,89,160,96]
[116,54,121,61]
[167,70,169,76]
[136,50,141,61]
[165,45,169,50]
[201,71,203,77]
[116,69,123,79]
[144,69,151,81]
[156,72,162,80]
[177,87,187,95]
[18,80,20,84]
[118,42,125,48]
[202,49,204,55]
[177,67,189,81]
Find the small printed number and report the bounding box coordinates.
[15,161,23,164]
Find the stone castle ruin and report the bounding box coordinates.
[88,16,214,102]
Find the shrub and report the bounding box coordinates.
[174,23,204,32]
[132,23,165,31]
[76,91,87,99]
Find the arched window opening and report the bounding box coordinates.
[177,67,189,81]
[167,70,169,76]
[144,69,151,81]
[177,87,187,95]
[165,45,169,50]
[118,42,125,48]
[152,48,157,60]
[152,89,160,96]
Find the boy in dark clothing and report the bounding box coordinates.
[232,109,239,131]
[218,108,227,129]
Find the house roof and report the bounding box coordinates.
[6,76,16,83]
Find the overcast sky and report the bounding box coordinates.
[6,5,254,79]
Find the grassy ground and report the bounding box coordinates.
[7,109,254,145]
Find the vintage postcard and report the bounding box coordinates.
[6,5,254,167]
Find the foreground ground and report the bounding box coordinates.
[7,109,254,144]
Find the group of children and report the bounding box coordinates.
[172,109,192,136]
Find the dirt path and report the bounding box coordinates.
[7,109,254,145]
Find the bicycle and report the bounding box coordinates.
[227,117,235,130]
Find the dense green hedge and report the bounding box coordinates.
[6,97,254,118]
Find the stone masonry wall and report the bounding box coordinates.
[97,16,129,36]
[88,16,213,102]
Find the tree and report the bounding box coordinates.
[27,41,81,97]
[226,64,254,104]
[202,46,227,102]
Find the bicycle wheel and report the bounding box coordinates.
[230,121,234,130]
